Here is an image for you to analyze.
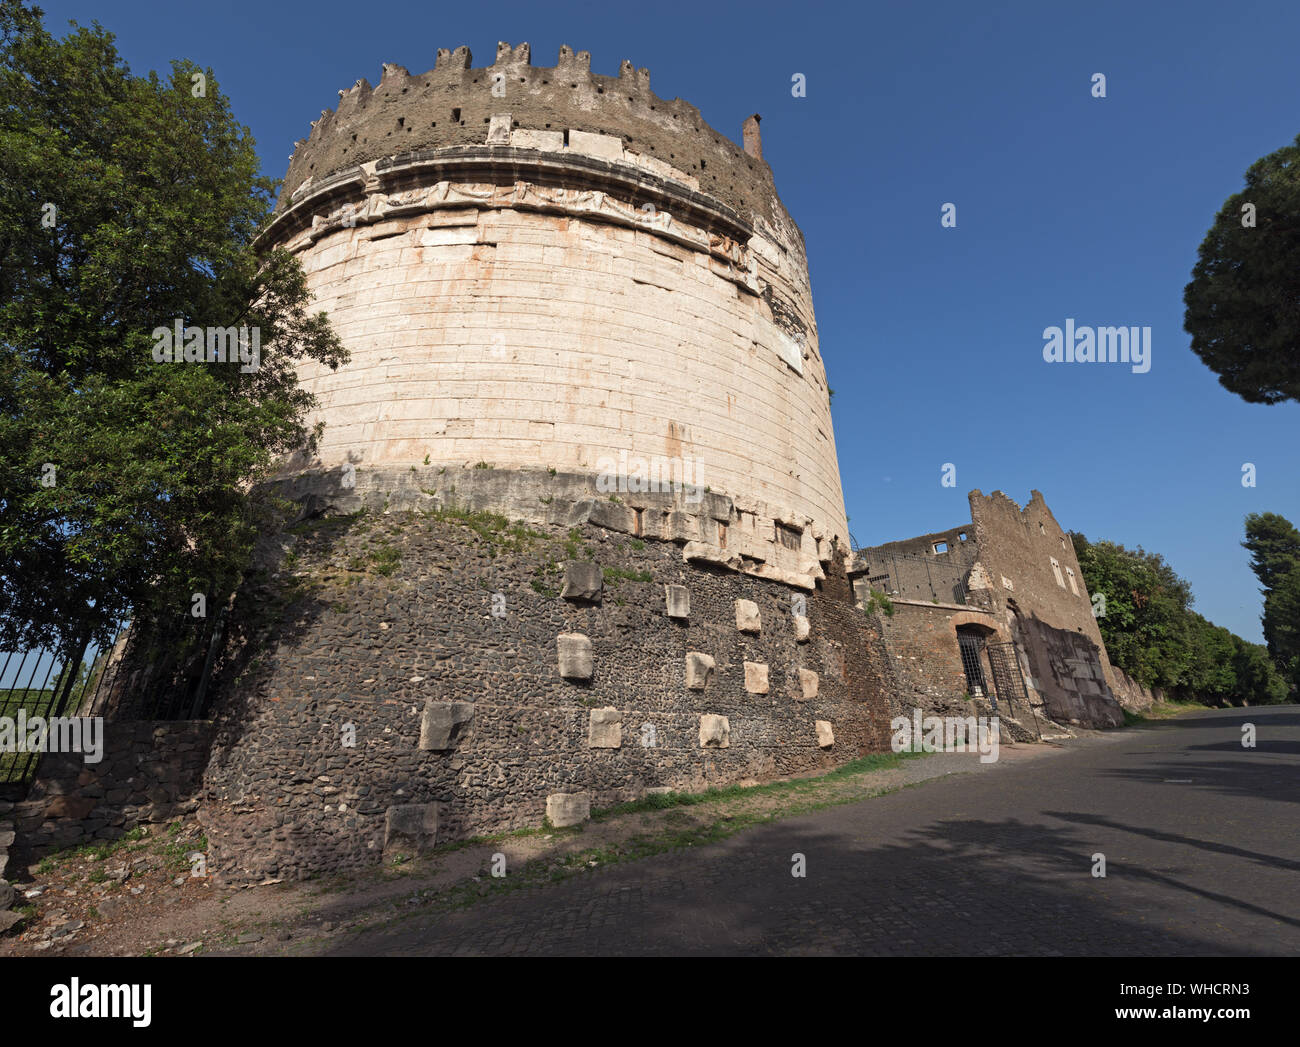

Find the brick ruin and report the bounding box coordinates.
[852,489,1127,734]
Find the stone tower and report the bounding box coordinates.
[260,42,847,588]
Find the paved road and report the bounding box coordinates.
[327,705,1300,956]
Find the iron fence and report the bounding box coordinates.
[0,610,227,787]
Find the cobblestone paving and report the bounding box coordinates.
[325,706,1300,955]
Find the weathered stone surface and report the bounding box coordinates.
[546,792,590,827]
[562,562,603,603]
[588,707,622,748]
[109,483,895,885]
[744,662,770,694]
[384,803,439,855]
[557,633,593,679]
[794,614,810,643]
[815,720,834,748]
[685,652,715,690]
[800,669,819,699]
[699,714,730,748]
[418,700,475,751]
[0,879,13,911]
[44,796,97,820]
[487,112,512,145]
[511,127,565,151]
[735,599,762,634]
[665,584,690,619]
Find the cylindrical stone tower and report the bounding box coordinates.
[261,42,847,588]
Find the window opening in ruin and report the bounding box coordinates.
[1050,557,1065,588]
[451,107,461,122]
[933,542,948,554]
[1066,566,1079,596]
[958,532,967,541]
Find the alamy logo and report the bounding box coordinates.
[890,709,1000,763]
[50,979,151,1027]
[151,320,261,373]
[1042,319,1151,374]
[0,713,103,764]
[595,452,705,503]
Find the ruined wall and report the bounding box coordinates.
[261,43,846,588]
[196,487,892,883]
[1105,663,1160,713]
[12,723,212,856]
[872,602,1006,719]
[277,43,786,226]
[968,490,1124,728]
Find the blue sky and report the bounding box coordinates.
[31,0,1300,643]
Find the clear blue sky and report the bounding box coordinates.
[32,0,1300,644]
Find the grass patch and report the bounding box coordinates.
[1122,699,1216,725]
[602,566,653,587]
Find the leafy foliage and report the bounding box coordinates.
[1071,532,1290,704]
[0,2,346,651]
[1183,133,1300,405]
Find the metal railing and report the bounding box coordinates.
[0,610,227,787]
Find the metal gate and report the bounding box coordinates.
[957,631,989,700]
[985,641,1041,739]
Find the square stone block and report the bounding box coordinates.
[512,128,565,151]
[815,720,834,749]
[568,129,624,162]
[384,803,439,856]
[699,714,730,748]
[487,113,512,145]
[558,633,593,680]
[799,669,819,699]
[744,662,770,694]
[546,792,591,827]
[588,707,622,748]
[735,599,761,634]
[562,562,603,602]
[794,614,810,643]
[665,584,690,619]
[418,700,475,751]
[685,652,715,690]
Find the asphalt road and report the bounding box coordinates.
[328,705,1300,956]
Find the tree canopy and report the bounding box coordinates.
[1244,511,1300,688]
[1071,532,1289,705]
[1183,133,1300,405]
[0,1,347,652]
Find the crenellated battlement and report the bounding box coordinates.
[277,41,783,223]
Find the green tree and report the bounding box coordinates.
[1071,533,1193,689]
[0,3,346,653]
[1183,133,1300,405]
[1242,512,1300,592]
[1231,635,1290,705]
[1262,566,1300,688]
[1242,512,1300,684]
